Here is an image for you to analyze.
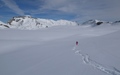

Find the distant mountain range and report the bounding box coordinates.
[0,15,120,30]
[82,19,120,26]
[82,19,109,26]
[0,15,79,30]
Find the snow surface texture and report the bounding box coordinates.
[73,46,120,75]
[0,20,120,75]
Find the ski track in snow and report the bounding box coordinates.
[72,46,120,75]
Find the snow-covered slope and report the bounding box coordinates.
[0,24,120,75]
[112,20,120,25]
[0,21,9,29]
[1,15,120,30]
[8,15,78,30]
[82,19,111,27]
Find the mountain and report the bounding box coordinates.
[114,20,120,23]
[0,21,9,29]
[82,19,111,26]
[112,20,120,25]
[7,15,79,30]
[1,15,120,30]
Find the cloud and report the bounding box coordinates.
[41,0,76,12]
[2,0,118,22]
[78,0,120,22]
[39,0,120,22]
[1,0,24,15]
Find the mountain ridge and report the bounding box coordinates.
[0,21,9,29]
[7,15,79,30]
[82,19,112,26]
[0,15,120,29]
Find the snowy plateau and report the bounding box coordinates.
[0,16,120,75]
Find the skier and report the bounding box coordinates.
[76,41,78,46]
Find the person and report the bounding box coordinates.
[76,41,78,46]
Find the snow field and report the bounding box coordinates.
[0,25,120,75]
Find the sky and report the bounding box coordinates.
[0,0,120,23]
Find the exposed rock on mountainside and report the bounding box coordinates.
[82,19,111,26]
[0,15,120,30]
[7,15,79,30]
[0,21,9,29]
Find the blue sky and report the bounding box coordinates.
[0,0,120,23]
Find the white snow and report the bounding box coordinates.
[0,21,5,24]
[82,19,112,27]
[0,23,120,75]
[0,21,8,29]
[8,16,78,30]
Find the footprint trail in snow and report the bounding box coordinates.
[72,46,120,75]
